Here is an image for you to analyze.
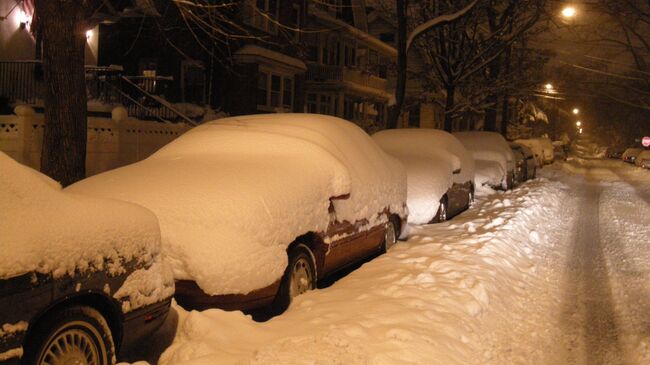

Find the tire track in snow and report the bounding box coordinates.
[559,179,626,365]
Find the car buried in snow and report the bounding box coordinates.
[453,131,516,190]
[68,114,408,315]
[510,142,537,181]
[0,153,174,365]
[372,129,475,224]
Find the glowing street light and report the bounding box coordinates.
[579,128,583,134]
[562,6,577,18]
[572,108,579,114]
[545,83,554,91]
[86,29,94,39]
[576,121,582,127]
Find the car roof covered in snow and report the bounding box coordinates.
[453,131,514,173]
[372,128,475,185]
[69,114,407,296]
[0,152,161,280]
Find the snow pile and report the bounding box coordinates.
[157,177,570,365]
[70,115,404,297]
[454,132,514,188]
[0,152,161,280]
[372,129,475,224]
[217,114,407,226]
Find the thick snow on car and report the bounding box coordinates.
[623,147,643,163]
[511,142,537,181]
[453,131,515,190]
[68,114,407,314]
[372,129,475,224]
[515,138,546,166]
[0,153,174,364]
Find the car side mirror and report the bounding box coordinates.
[453,168,461,175]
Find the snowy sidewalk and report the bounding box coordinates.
[147,176,572,365]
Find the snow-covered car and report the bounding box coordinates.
[517,143,537,180]
[634,150,650,168]
[372,129,475,225]
[538,137,555,164]
[509,143,527,185]
[68,114,407,315]
[0,153,174,365]
[622,147,643,164]
[514,138,545,167]
[454,131,515,190]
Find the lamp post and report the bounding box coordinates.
[573,108,579,115]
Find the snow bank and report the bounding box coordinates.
[217,114,407,227]
[157,177,570,365]
[0,152,161,280]
[454,132,513,187]
[68,121,360,296]
[372,129,474,224]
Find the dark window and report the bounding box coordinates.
[283,78,293,108]
[379,33,395,43]
[270,75,281,107]
[257,73,268,106]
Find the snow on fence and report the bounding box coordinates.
[0,106,191,177]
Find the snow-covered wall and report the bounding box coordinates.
[0,106,190,178]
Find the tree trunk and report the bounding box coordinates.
[387,0,408,129]
[36,0,88,186]
[483,94,499,132]
[443,85,455,132]
[500,44,513,136]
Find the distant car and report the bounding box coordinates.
[622,148,643,163]
[634,150,650,168]
[538,138,555,164]
[454,131,515,190]
[68,114,408,315]
[509,143,528,184]
[606,147,624,159]
[0,153,174,365]
[373,129,475,224]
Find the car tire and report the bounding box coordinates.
[435,197,448,223]
[271,244,317,315]
[381,220,397,253]
[23,306,115,365]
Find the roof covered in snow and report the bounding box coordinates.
[454,132,515,174]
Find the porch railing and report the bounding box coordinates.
[0,60,194,125]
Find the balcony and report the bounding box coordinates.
[305,64,388,96]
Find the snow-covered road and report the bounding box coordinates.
[124,158,650,365]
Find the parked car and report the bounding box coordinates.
[68,114,408,315]
[538,137,555,164]
[622,147,643,163]
[515,138,545,166]
[373,129,475,224]
[517,143,537,180]
[0,152,174,365]
[454,131,515,190]
[634,150,650,168]
[509,143,527,185]
[606,147,624,159]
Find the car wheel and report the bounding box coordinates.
[381,220,397,253]
[436,197,448,223]
[271,244,316,314]
[24,306,115,365]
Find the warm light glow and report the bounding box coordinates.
[545,83,554,92]
[573,108,579,114]
[579,128,583,134]
[576,121,582,127]
[86,29,94,39]
[562,6,577,18]
[18,10,29,28]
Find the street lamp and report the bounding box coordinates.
[545,83,554,91]
[572,108,579,114]
[576,121,582,127]
[561,6,577,18]
[579,128,583,134]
